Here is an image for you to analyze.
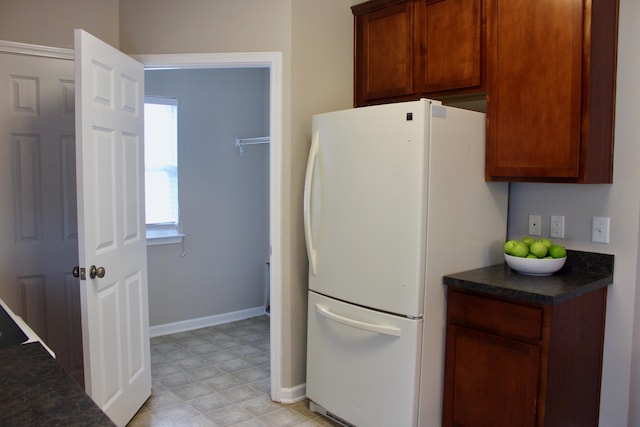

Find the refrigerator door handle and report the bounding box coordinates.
[304,130,320,275]
[315,304,402,337]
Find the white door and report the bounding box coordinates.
[75,29,151,426]
[0,48,83,384]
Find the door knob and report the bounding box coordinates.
[89,265,106,279]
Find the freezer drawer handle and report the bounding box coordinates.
[315,304,401,337]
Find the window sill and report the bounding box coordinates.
[146,229,184,246]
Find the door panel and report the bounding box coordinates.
[75,29,150,426]
[0,50,83,384]
[443,325,540,427]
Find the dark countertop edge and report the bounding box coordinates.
[443,250,614,305]
[443,271,613,305]
[0,342,115,426]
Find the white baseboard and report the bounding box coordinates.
[278,383,307,404]
[149,306,266,338]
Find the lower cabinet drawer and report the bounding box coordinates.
[447,290,543,341]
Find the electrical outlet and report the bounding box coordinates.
[592,217,610,244]
[528,215,541,236]
[550,216,565,238]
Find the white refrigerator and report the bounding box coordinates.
[303,99,509,427]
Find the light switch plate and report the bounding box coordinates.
[592,217,610,244]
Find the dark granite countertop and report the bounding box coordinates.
[0,342,115,427]
[443,250,614,305]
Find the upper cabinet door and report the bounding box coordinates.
[414,0,483,94]
[353,1,414,105]
[353,0,486,107]
[485,0,619,183]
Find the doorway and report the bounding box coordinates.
[137,53,283,402]
[144,67,270,356]
[0,42,284,402]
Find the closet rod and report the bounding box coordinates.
[236,136,270,156]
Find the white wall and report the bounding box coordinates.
[287,0,362,386]
[145,68,270,327]
[0,0,119,48]
[507,0,640,424]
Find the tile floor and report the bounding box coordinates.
[127,315,341,427]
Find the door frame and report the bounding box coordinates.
[0,41,285,403]
[135,52,283,402]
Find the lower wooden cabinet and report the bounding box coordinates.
[443,287,607,427]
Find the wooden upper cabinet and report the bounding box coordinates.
[353,1,414,105]
[485,0,619,183]
[352,0,485,107]
[414,0,483,93]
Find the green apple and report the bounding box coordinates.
[526,254,538,258]
[549,244,567,258]
[529,241,548,258]
[511,242,530,258]
[504,240,519,255]
[538,238,552,249]
[521,236,536,246]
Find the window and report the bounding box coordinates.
[144,96,182,245]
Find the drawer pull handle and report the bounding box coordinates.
[316,304,401,337]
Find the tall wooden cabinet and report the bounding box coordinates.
[443,287,607,427]
[352,0,485,107]
[485,0,619,183]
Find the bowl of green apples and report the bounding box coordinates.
[504,237,567,276]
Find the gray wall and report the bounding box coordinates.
[145,68,270,327]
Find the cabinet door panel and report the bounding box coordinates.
[354,2,414,104]
[486,0,583,181]
[415,0,482,93]
[443,325,540,427]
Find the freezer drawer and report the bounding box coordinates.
[306,291,422,427]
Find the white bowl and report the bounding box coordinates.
[504,253,567,276]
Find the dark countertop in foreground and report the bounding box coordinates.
[0,342,115,427]
[444,250,614,305]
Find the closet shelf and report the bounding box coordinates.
[236,136,270,156]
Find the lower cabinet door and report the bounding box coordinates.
[443,325,541,427]
[306,291,423,427]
